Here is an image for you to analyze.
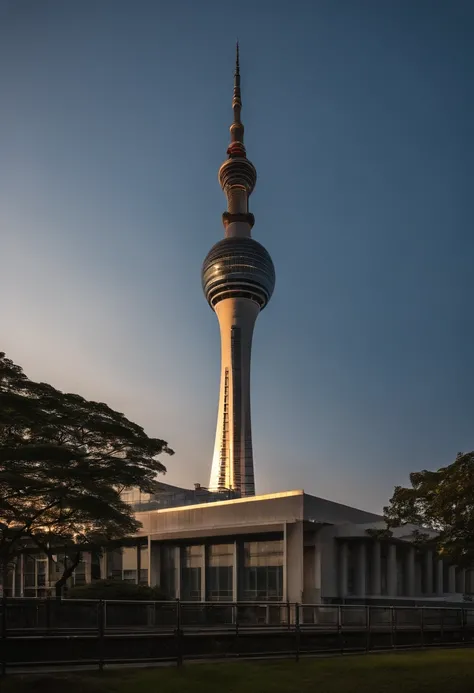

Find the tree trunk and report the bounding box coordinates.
[55,552,81,598]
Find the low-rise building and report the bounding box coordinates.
[7,488,473,603]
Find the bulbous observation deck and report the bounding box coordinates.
[202,236,275,310]
[218,155,257,196]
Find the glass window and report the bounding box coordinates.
[207,544,234,601]
[139,545,149,586]
[24,555,37,591]
[91,552,101,581]
[242,540,283,602]
[122,547,138,583]
[160,546,177,599]
[14,559,22,596]
[107,549,123,579]
[181,546,203,601]
[73,559,87,586]
[24,572,36,588]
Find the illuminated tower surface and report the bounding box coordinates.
[202,45,275,497]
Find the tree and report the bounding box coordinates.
[384,452,474,566]
[0,351,174,595]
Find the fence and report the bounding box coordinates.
[1,599,474,673]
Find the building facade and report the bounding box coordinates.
[132,490,473,604]
[202,45,275,496]
[7,489,474,603]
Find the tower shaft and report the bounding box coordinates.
[209,297,258,496]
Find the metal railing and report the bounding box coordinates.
[1,600,474,674]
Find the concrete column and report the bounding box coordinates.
[466,569,473,595]
[448,565,456,594]
[340,542,349,599]
[174,546,181,599]
[425,550,433,595]
[406,546,416,597]
[99,550,108,580]
[84,552,92,585]
[387,544,397,597]
[314,533,322,603]
[20,554,24,597]
[284,522,304,603]
[436,558,444,596]
[232,540,239,602]
[415,559,422,596]
[148,540,161,588]
[356,542,367,597]
[46,555,53,594]
[201,545,207,602]
[457,568,466,595]
[136,545,141,585]
[371,541,381,596]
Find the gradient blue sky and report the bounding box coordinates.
[1,0,472,512]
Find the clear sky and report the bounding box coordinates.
[1,0,472,512]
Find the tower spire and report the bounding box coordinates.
[232,42,242,133]
[228,41,245,154]
[219,44,257,228]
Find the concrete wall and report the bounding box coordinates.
[285,521,304,602]
[136,491,304,539]
[303,495,381,525]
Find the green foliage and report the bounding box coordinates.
[0,351,173,590]
[68,578,168,601]
[384,451,474,565]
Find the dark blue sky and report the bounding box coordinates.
[1,0,472,511]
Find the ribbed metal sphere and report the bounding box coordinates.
[202,237,275,310]
[218,157,257,196]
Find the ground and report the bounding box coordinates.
[4,649,474,693]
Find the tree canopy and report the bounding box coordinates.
[384,451,474,566]
[0,351,173,593]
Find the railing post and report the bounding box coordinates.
[98,600,105,671]
[420,607,424,648]
[366,605,371,652]
[440,608,444,645]
[295,603,300,662]
[338,605,343,654]
[45,597,51,631]
[1,595,6,677]
[176,599,183,667]
[287,601,291,630]
[390,606,395,649]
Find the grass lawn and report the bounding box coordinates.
[5,649,474,693]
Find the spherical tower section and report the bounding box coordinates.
[203,45,275,498]
[202,237,275,311]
